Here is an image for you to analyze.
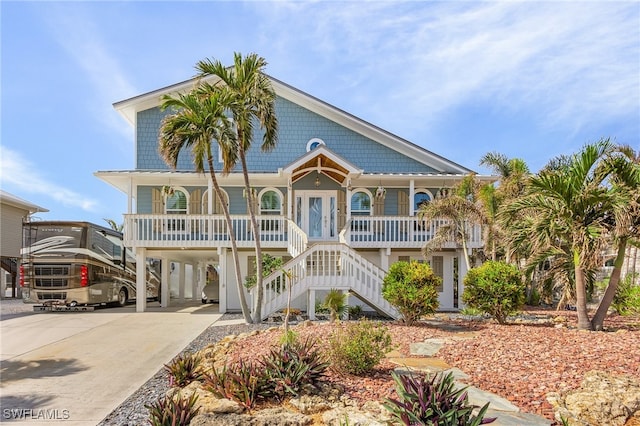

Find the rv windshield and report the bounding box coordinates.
[23,225,84,258]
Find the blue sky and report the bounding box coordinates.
[1,1,639,227]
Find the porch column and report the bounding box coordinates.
[218,248,227,313]
[346,184,352,221]
[128,177,134,214]
[178,262,186,302]
[457,252,468,309]
[409,180,415,216]
[1,270,7,299]
[380,248,390,272]
[135,248,147,312]
[442,255,454,310]
[193,261,207,300]
[161,257,170,308]
[307,289,316,320]
[287,179,293,220]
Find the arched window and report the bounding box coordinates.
[164,187,188,232]
[165,188,188,214]
[351,191,371,216]
[260,190,282,216]
[413,190,433,212]
[260,189,283,233]
[306,138,325,152]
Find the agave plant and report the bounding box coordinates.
[383,371,496,426]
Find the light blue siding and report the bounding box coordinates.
[136,97,438,173]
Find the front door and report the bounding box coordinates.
[295,191,337,241]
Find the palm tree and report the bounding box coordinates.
[591,145,640,330]
[158,89,253,323]
[195,52,278,323]
[418,174,488,272]
[503,139,617,330]
[103,218,124,232]
[480,152,530,262]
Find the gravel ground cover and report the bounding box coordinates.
[3,298,638,425]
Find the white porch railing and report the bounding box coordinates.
[343,216,483,249]
[123,214,288,248]
[258,243,399,320]
[287,220,308,257]
[123,214,482,250]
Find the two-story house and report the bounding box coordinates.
[96,76,492,318]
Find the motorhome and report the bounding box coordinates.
[20,221,159,307]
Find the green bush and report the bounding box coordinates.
[462,261,525,324]
[383,371,496,426]
[382,261,440,326]
[146,392,200,426]
[327,319,393,376]
[612,273,640,315]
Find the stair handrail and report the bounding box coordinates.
[259,242,398,320]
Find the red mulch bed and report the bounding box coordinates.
[226,309,640,424]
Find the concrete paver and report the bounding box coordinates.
[0,302,222,425]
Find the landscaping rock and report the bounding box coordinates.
[547,370,640,426]
[166,381,245,415]
[190,407,312,426]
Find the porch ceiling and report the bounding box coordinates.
[290,154,350,184]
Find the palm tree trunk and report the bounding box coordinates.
[237,141,264,323]
[208,156,253,323]
[460,223,472,272]
[573,250,593,330]
[591,239,627,331]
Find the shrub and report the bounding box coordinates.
[324,289,347,322]
[163,352,205,388]
[612,273,640,315]
[146,392,200,426]
[327,319,393,375]
[382,261,440,325]
[348,304,364,319]
[205,338,329,406]
[261,338,330,399]
[204,359,268,409]
[462,261,525,324]
[383,371,496,426]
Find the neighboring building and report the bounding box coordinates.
[0,190,48,298]
[96,76,494,317]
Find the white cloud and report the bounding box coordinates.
[257,1,639,133]
[0,146,98,212]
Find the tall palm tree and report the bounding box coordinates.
[591,145,640,330]
[158,89,253,323]
[419,174,488,272]
[480,152,530,262]
[195,52,278,323]
[503,139,616,330]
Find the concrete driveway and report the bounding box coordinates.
[0,302,222,425]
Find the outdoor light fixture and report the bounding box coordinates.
[315,176,321,187]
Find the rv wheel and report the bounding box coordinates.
[117,288,128,307]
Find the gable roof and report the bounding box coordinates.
[114,75,473,175]
[281,145,363,185]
